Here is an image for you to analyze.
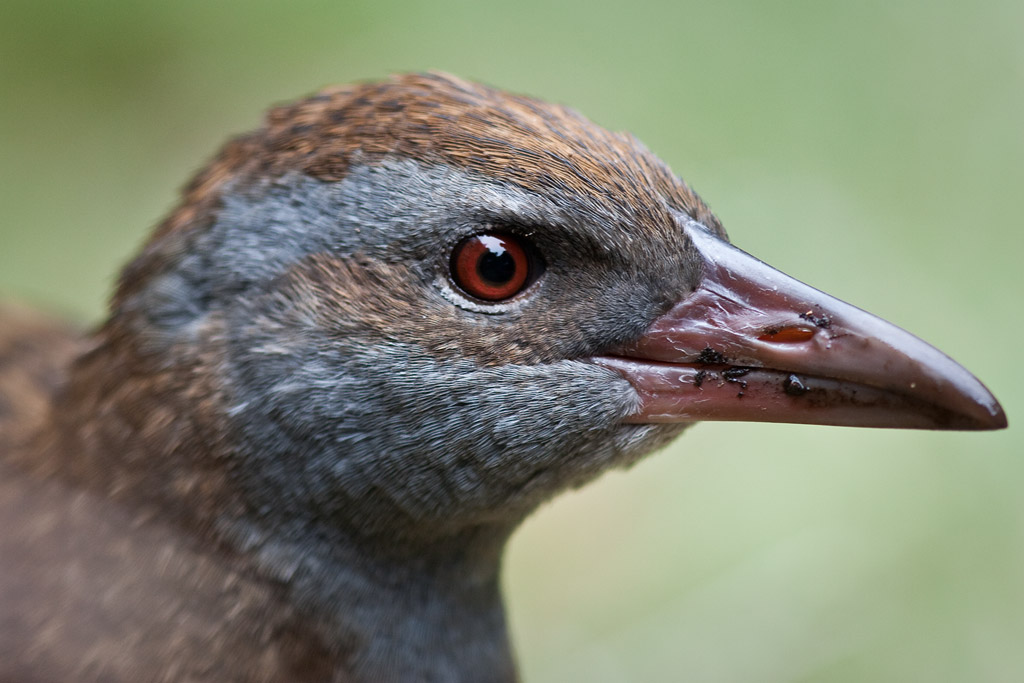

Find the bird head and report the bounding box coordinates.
[103,72,1005,542]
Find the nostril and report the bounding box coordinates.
[758,325,816,343]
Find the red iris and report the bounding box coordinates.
[451,234,532,301]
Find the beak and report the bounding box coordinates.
[593,222,1007,430]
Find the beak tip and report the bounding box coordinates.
[943,376,1007,431]
[949,407,1007,431]
[983,405,1008,431]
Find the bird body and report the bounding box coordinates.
[0,73,1005,681]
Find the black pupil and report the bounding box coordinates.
[477,244,517,285]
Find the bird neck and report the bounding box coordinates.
[30,320,522,681]
[248,520,519,681]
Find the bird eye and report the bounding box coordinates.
[450,233,538,302]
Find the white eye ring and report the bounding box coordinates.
[436,276,532,314]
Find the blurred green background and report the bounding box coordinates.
[2,0,1021,680]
